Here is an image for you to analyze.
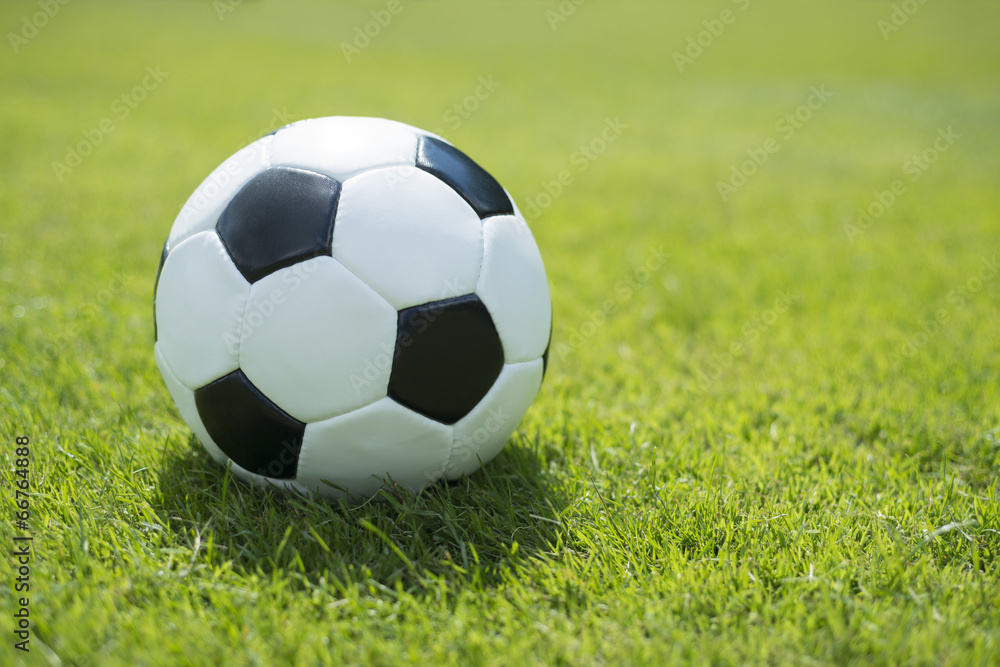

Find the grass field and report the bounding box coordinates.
[2,0,1000,664]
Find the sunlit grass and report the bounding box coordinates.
[1,1,999,664]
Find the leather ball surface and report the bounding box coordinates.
[154,117,551,499]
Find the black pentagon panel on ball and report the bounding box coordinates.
[389,294,504,425]
[153,239,169,342]
[415,135,514,219]
[264,119,307,138]
[541,316,552,379]
[194,369,305,480]
[216,167,341,283]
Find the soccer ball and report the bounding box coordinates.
[154,117,551,499]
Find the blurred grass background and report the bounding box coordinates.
[1,0,999,665]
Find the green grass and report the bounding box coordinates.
[2,0,1000,664]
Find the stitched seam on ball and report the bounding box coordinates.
[235,285,252,368]
[440,427,458,482]
[156,343,231,466]
[232,137,275,366]
[328,254,396,313]
[332,167,430,309]
[469,216,487,296]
